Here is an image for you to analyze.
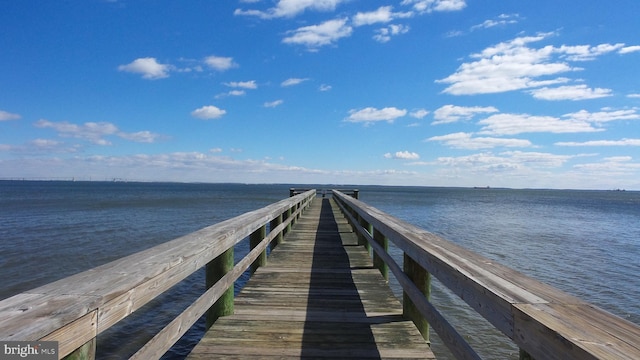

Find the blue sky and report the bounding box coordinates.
[1,0,640,189]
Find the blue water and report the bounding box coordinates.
[1,181,639,359]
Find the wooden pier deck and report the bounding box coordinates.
[188,197,436,359]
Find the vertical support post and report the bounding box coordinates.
[353,189,359,199]
[284,208,292,235]
[270,214,283,251]
[403,253,431,343]
[372,228,389,280]
[62,338,96,360]
[250,225,267,274]
[356,214,367,246]
[206,248,234,329]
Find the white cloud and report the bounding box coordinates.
[556,138,640,147]
[437,151,574,170]
[384,151,420,160]
[433,105,498,124]
[558,43,625,61]
[373,24,410,43]
[470,14,520,31]
[264,100,284,108]
[0,110,21,121]
[619,45,640,54]
[562,109,640,123]
[437,33,630,97]
[224,80,257,89]
[118,57,171,79]
[401,0,467,13]
[427,132,532,149]
[352,6,412,27]
[319,84,332,91]
[283,18,353,48]
[353,6,395,26]
[34,119,161,145]
[627,94,640,98]
[410,109,429,119]
[35,119,118,145]
[118,131,163,143]
[477,113,602,135]
[235,0,346,19]
[529,84,613,100]
[346,107,407,124]
[281,78,309,87]
[191,105,227,119]
[204,55,237,71]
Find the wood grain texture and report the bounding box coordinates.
[188,198,435,359]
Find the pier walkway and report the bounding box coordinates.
[188,197,435,359]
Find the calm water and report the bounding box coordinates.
[1,181,638,359]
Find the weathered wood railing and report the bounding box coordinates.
[0,189,316,359]
[332,190,640,360]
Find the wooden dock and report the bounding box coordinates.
[188,198,435,359]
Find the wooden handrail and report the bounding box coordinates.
[332,190,640,360]
[0,190,316,359]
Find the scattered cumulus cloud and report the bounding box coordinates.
[427,132,532,149]
[556,139,640,147]
[281,78,309,87]
[191,105,227,119]
[234,0,346,19]
[529,84,613,100]
[204,55,238,71]
[346,107,407,124]
[619,45,640,54]
[373,24,410,43]
[352,6,412,27]
[477,113,602,135]
[433,105,498,124]
[225,80,257,89]
[410,109,429,119]
[0,110,21,121]
[562,108,640,123]
[470,14,520,31]
[384,151,420,160]
[401,0,467,14]
[264,100,284,108]
[437,33,637,98]
[283,18,353,49]
[34,119,162,145]
[118,57,170,79]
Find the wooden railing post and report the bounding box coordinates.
[62,338,96,360]
[270,213,283,250]
[373,228,389,280]
[206,248,234,329]
[250,225,267,273]
[284,208,292,235]
[357,215,368,247]
[403,253,431,343]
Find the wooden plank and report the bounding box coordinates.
[188,198,435,359]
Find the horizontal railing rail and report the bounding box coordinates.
[0,189,316,359]
[332,190,640,360]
